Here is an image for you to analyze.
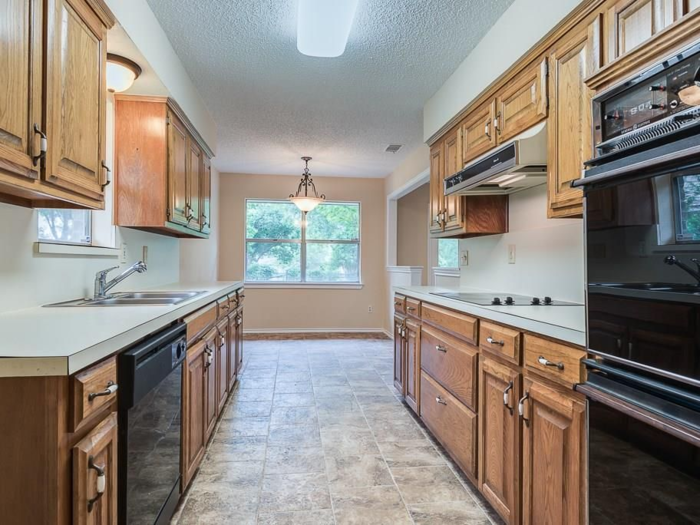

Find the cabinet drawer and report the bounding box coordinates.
[421,302,478,345]
[421,326,478,411]
[217,296,231,319]
[184,302,217,344]
[405,297,421,319]
[394,294,406,315]
[71,357,118,432]
[480,321,521,365]
[420,371,477,483]
[524,335,586,387]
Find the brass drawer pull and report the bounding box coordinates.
[503,381,513,415]
[88,381,118,402]
[435,345,447,353]
[87,455,106,512]
[538,356,564,370]
[407,306,416,312]
[486,336,505,346]
[435,396,447,405]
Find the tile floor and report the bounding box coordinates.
[173,338,501,525]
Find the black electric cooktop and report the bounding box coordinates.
[431,292,581,306]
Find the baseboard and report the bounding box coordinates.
[243,328,390,340]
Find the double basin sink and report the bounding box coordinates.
[46,291,206,307]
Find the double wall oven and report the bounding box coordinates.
[574,42,700,523]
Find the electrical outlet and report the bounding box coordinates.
[368,305,373,313]
[508,244,516,264]
[460,250,469,266]
[120,243,128,264]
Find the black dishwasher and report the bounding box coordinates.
[118,323,187,525]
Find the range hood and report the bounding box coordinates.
[444,121,547,196]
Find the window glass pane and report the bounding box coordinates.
[37,209,91,244]
[246,242,301,282]
[306,203,359,241]
[306,243,359,282]
[675,174,700,242]
[438,239,459,268]
[246,201,301,239]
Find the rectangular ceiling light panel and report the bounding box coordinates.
[297,0,359,58]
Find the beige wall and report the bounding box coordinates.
[384,144,430,197]
[397,184,429,285]
[218,173,387,333]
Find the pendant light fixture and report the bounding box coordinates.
[289,157,326,213]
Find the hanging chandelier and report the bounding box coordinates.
[289,156,326,213]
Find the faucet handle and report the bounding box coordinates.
[96,266,119,279]
[692,258,700,272]
[664,255,677,265]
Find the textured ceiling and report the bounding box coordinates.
[145,0,515,177]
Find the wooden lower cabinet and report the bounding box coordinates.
[420,371,478,484]
[404,319,420,413]
[216,319,229,415]
[227,312,238,391]
[236,308,244,372]
[479,357,521,525]
[394,315,406,395]
[521,377,586,525]
[72,413,118,525]
[203,328,218,442]
[182,337,207,488]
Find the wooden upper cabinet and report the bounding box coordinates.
[114,96,213,238]
[0,0,43,182]
[45,0,108,202]
[443,127,464,232]
[495,58,548,143]
[72,412,118,525]
[521,377,585,525]
[479,358,521,525]
[429,142,444,234]
[462,100,497,164]
[167,110,189,227]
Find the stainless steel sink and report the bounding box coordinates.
[45,291,206,307]
[593,283,700,294]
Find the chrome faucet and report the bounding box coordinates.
[663,255,700,285]
[94,261,148,299]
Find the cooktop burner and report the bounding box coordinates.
[431,292,580,306]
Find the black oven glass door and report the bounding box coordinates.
[586,171,700,385]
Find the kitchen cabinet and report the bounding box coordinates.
[429,143,444,234]
[0,0,113,209]
[393,314,406,395]
[182,337,207,488]
[216,319,229,415]
[235,308,244,373]
[521,377,586,525]
[462,100,497,164]
[227,312,239,391]
[404,319,421,413]
[442,126,464,232]
[479,357,521,525]
[114,96,214,239]
[204,328,218,442]
[72,413,118,525]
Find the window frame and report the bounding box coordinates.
[37,208,93,246]
[244,198,362,286]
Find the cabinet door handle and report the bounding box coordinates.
[486,336,505,346]
[518,392,530,426]
[407,306,416,312]
[616,338,622,350]
[503,381,514,415]
[201,214,209,228]
[484,120,491,139]
[204,345,214,367]
[435,345,447,353]
[87,455,106,512]
[101,161,111,189]
[538,355,564,370]
[494,112,502,135]
[435,396,447,405]
[32,124,47,166]
[88,381,118,402]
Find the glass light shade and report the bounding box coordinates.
[106,55,141,93]
[297,0,359,58]
[289,196,324,213]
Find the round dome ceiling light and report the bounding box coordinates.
[106,54,142,93]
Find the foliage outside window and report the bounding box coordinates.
[675,174,700,243]
[437,239,459,268]
[37,209,91,245]
[245,200,360,283]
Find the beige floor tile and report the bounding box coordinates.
[270,406,318,427]
[326,454,394,490]
[366,418,426,442]
[409,500,493,524]
[392,465,470,505]
[378,440,446,468]
[259,472,331,513]
[265,446,326,475]
[206,435,267,462]
[273,392,316,407]
[235,388,275,402]
[275,381,315,393]
[257,509,335,525]
[321,427,380,457]
[219,416,270,437]
[268,423,322,447]
[223,400,273,418]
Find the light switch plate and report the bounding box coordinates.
[508,244,516,264]
[460,250,469,266]
[120,243,127,264]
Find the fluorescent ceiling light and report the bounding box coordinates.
[297,0,359,58]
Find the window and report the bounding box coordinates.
[245,200,360,284]
[674,174,700,243]
[437,239,459,268]
[37,209,91,245]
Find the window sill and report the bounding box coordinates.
[35,242,120,258]
[244,282,364,290]
[433,267,460,277]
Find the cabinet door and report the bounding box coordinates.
[0,0,43,181]
[201,155,212,234]
[547,24,597,219]
[183,339,206,488]
[167,111,189,226]
[72,412,118,525]
[462,100,497,164]
[204,329,218,442]
[605,0,678,62]
[44,0,107,202]
[393,315,406,395]
[187,138,203,231]
[479,358,521,525]
[405,320,421,414]
[521,378,585,525]
[429,143,444,234]
[236,309,244,372]
[216,323,228,414]
[227,314,238,391]
[443,127,464,232]
[496,58,548,143]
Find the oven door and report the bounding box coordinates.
[577,366,700,524]
[584,169,700,387]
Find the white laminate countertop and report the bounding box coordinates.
[395,286,586,347]
[0,281,243,377]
